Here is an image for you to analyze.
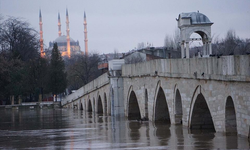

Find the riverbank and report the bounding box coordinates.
[0,101,61,110]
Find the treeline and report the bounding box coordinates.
[190,30,250,57]
[0,16,102,105]
[0,17,67,104]
[165,29,250,57]
[212,30,250,56]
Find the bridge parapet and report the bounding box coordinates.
[61,73,109,106]
[122,55,250,82]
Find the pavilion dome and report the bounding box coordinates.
[179,12,213,25]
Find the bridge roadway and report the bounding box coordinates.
[62,55,250,137]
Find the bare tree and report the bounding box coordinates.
[173,28,181,49]
[212,35,224,55]
[240,39,250,54]
[0,51,22,101]
[113,49,120,59]
[212,29,249,56]
[164,35,175,48]
[0,17,39,61]
[137,42,146,49]
[164,28,180,50]
[224,29,239,55]
[0,17,42,104]
[66,53,102,91]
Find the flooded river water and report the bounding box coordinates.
[0,108,249,149]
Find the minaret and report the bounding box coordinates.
[58,13,62,37]
[84,11,88,56]
[66,8,71,57]
[39,9,45,57]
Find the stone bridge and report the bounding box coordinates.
[62,72,111,114]
[61,59,125,117]
[62,55,250,137]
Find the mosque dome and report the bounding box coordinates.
[54,35,75,43]
[179,12,213,25]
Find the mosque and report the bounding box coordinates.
[39,9,88,58]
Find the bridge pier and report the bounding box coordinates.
[109,60,125,118]
[110,77,124,117]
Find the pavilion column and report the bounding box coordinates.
[209,41,212,55]
[203,42,207,56]
[185,42,189,58]
[181,42,185,58]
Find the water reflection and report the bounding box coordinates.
[128,121,141,141]
[0,109,69,149]
[173,125,184,150]
[0,109,249,149]
[154,122,171,145]
[192,131,214,150]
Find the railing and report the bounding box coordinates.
[122,55,250,82]
[61,72,110,106]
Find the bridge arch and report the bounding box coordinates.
[174,84,182,124]
[85,96,90,110]
[80,102,83,110]
[97,95,103,114]
[127,87,141,120]
[187,28,211,42]
[104,93,107,115]
[107,90,111,115]
[88,99,92,112]
[225,96,237,133]
[189,85,215,130]
[144,89,149,119]
[126,85,133,116]
[153,81,170,123]
[93,97,96,112]
[109,88,114,115]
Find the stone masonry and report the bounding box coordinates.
[63,55,250,137]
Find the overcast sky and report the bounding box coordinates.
[1,0,250,54]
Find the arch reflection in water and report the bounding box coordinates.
[174,125,184,150]
[153,122,171,145]
[191,132,215,149]
[128,121,142,141]
[0,109,249,149]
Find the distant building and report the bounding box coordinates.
[136,46,181,59]
[98,46,181,72]
[48,35,81,57]
[39,9,88,58]
[98,53,123,73]
[123,46,181,64]
[123,51,162,64]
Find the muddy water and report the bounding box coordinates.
[0,109,249,149]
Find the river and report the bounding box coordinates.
[0,108,249,149]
